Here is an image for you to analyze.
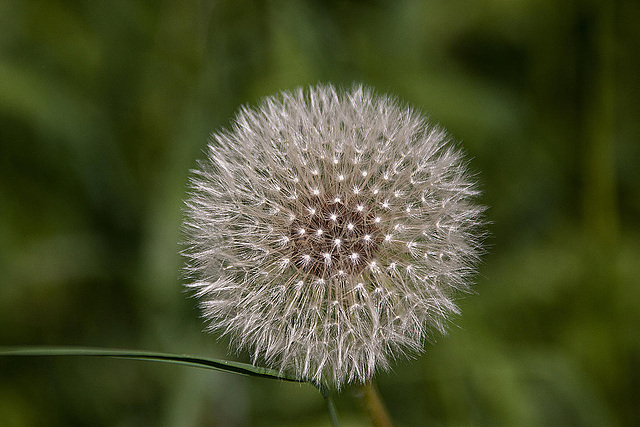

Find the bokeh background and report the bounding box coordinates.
[1,0,639,426]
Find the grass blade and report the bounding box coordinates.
[0,347,304,383]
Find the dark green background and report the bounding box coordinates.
[1,0,639,426]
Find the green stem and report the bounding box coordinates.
[0,346,302,382]
[358,380,394,427]
[582,0,617,245]
[319,385,341,427]
[1,346,341,424]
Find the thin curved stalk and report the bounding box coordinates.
[0,346,302,382]
[1,346,343,423]
[319,385,341,427]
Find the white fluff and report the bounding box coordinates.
[183,84,485,388]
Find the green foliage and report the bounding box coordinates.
[0,347,304,382]
[1,0,639,425]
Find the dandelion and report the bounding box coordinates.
[183,84,484,388]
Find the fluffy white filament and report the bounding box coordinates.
[183,84,484,388]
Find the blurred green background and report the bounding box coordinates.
[1,0,639,426]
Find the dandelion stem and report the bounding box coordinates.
[357,380,394,427]
[581,0,617,245]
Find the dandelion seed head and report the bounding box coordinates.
[183,84,485,388]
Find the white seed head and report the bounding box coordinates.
[183,84,485,388]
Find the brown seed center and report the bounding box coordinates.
[288,196,381,278]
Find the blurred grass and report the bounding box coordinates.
[1,0,639,426]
